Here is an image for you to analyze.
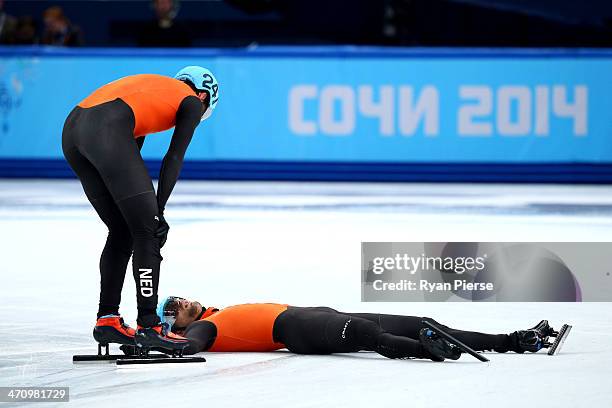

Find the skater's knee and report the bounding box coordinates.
[115,192,160,240]
[355,318,384,345]
[130,224,156,241]
[106,228,133,254]
[350,318,382,336]
[128,211,158,236]
[126,214,160,247]
[335,317,383,351]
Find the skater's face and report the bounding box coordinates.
[197,91,209,111]
[174,298,203,328]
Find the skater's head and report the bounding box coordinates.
[157,296,203,331]
[174,66,219,121]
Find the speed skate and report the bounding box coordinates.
[72,343,206,366]
[527,320,573,356]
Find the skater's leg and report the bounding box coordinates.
[62,116,132,318]
[335,316,426,359]
[424,319,550,354]
[71,101,161,327]
[329,314,460,361]
[346,312,422,335]
[273,308,425,358]
[91,195,133,317]
[114,192,161,327]
[347,313,511,352]
[426,319,512,352]
[86,128,160,327]
[274,307,365,354]
[323,313,439,359]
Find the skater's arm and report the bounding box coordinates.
[156,96,202,213]
[182,320,218,355]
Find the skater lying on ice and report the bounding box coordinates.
[116,297,565,362]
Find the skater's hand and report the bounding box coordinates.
[155,214,170,248]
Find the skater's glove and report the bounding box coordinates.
[155,214,170,248]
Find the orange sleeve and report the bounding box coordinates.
[204,304,288,352]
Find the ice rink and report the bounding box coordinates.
[1,179,611,407]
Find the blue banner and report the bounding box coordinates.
[1,47,611,180]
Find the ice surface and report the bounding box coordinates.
[1,180,611,407]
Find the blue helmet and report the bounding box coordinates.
[157,296,185,331]
[174,66,219,120]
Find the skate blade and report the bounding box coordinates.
[73,354,123,363]
[73,353,169,363]
[547,324,572,355]
[117,356,206,365]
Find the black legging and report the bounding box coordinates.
[273,307,512,358]
[348,312,510,352]
[62,99,161,327]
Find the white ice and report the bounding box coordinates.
[0,180,611,407]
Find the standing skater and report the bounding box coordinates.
[62,67,219,353]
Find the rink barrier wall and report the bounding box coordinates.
[2,159,612,183]
[1,46,612,182]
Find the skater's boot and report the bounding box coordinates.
[93,315,136,346]
[418,328,462,362]
[509,329,546,353]
[528,320,557,339]
[134,325,189,356]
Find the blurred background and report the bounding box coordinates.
[0,0,611,181]
[1,0,612,48]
